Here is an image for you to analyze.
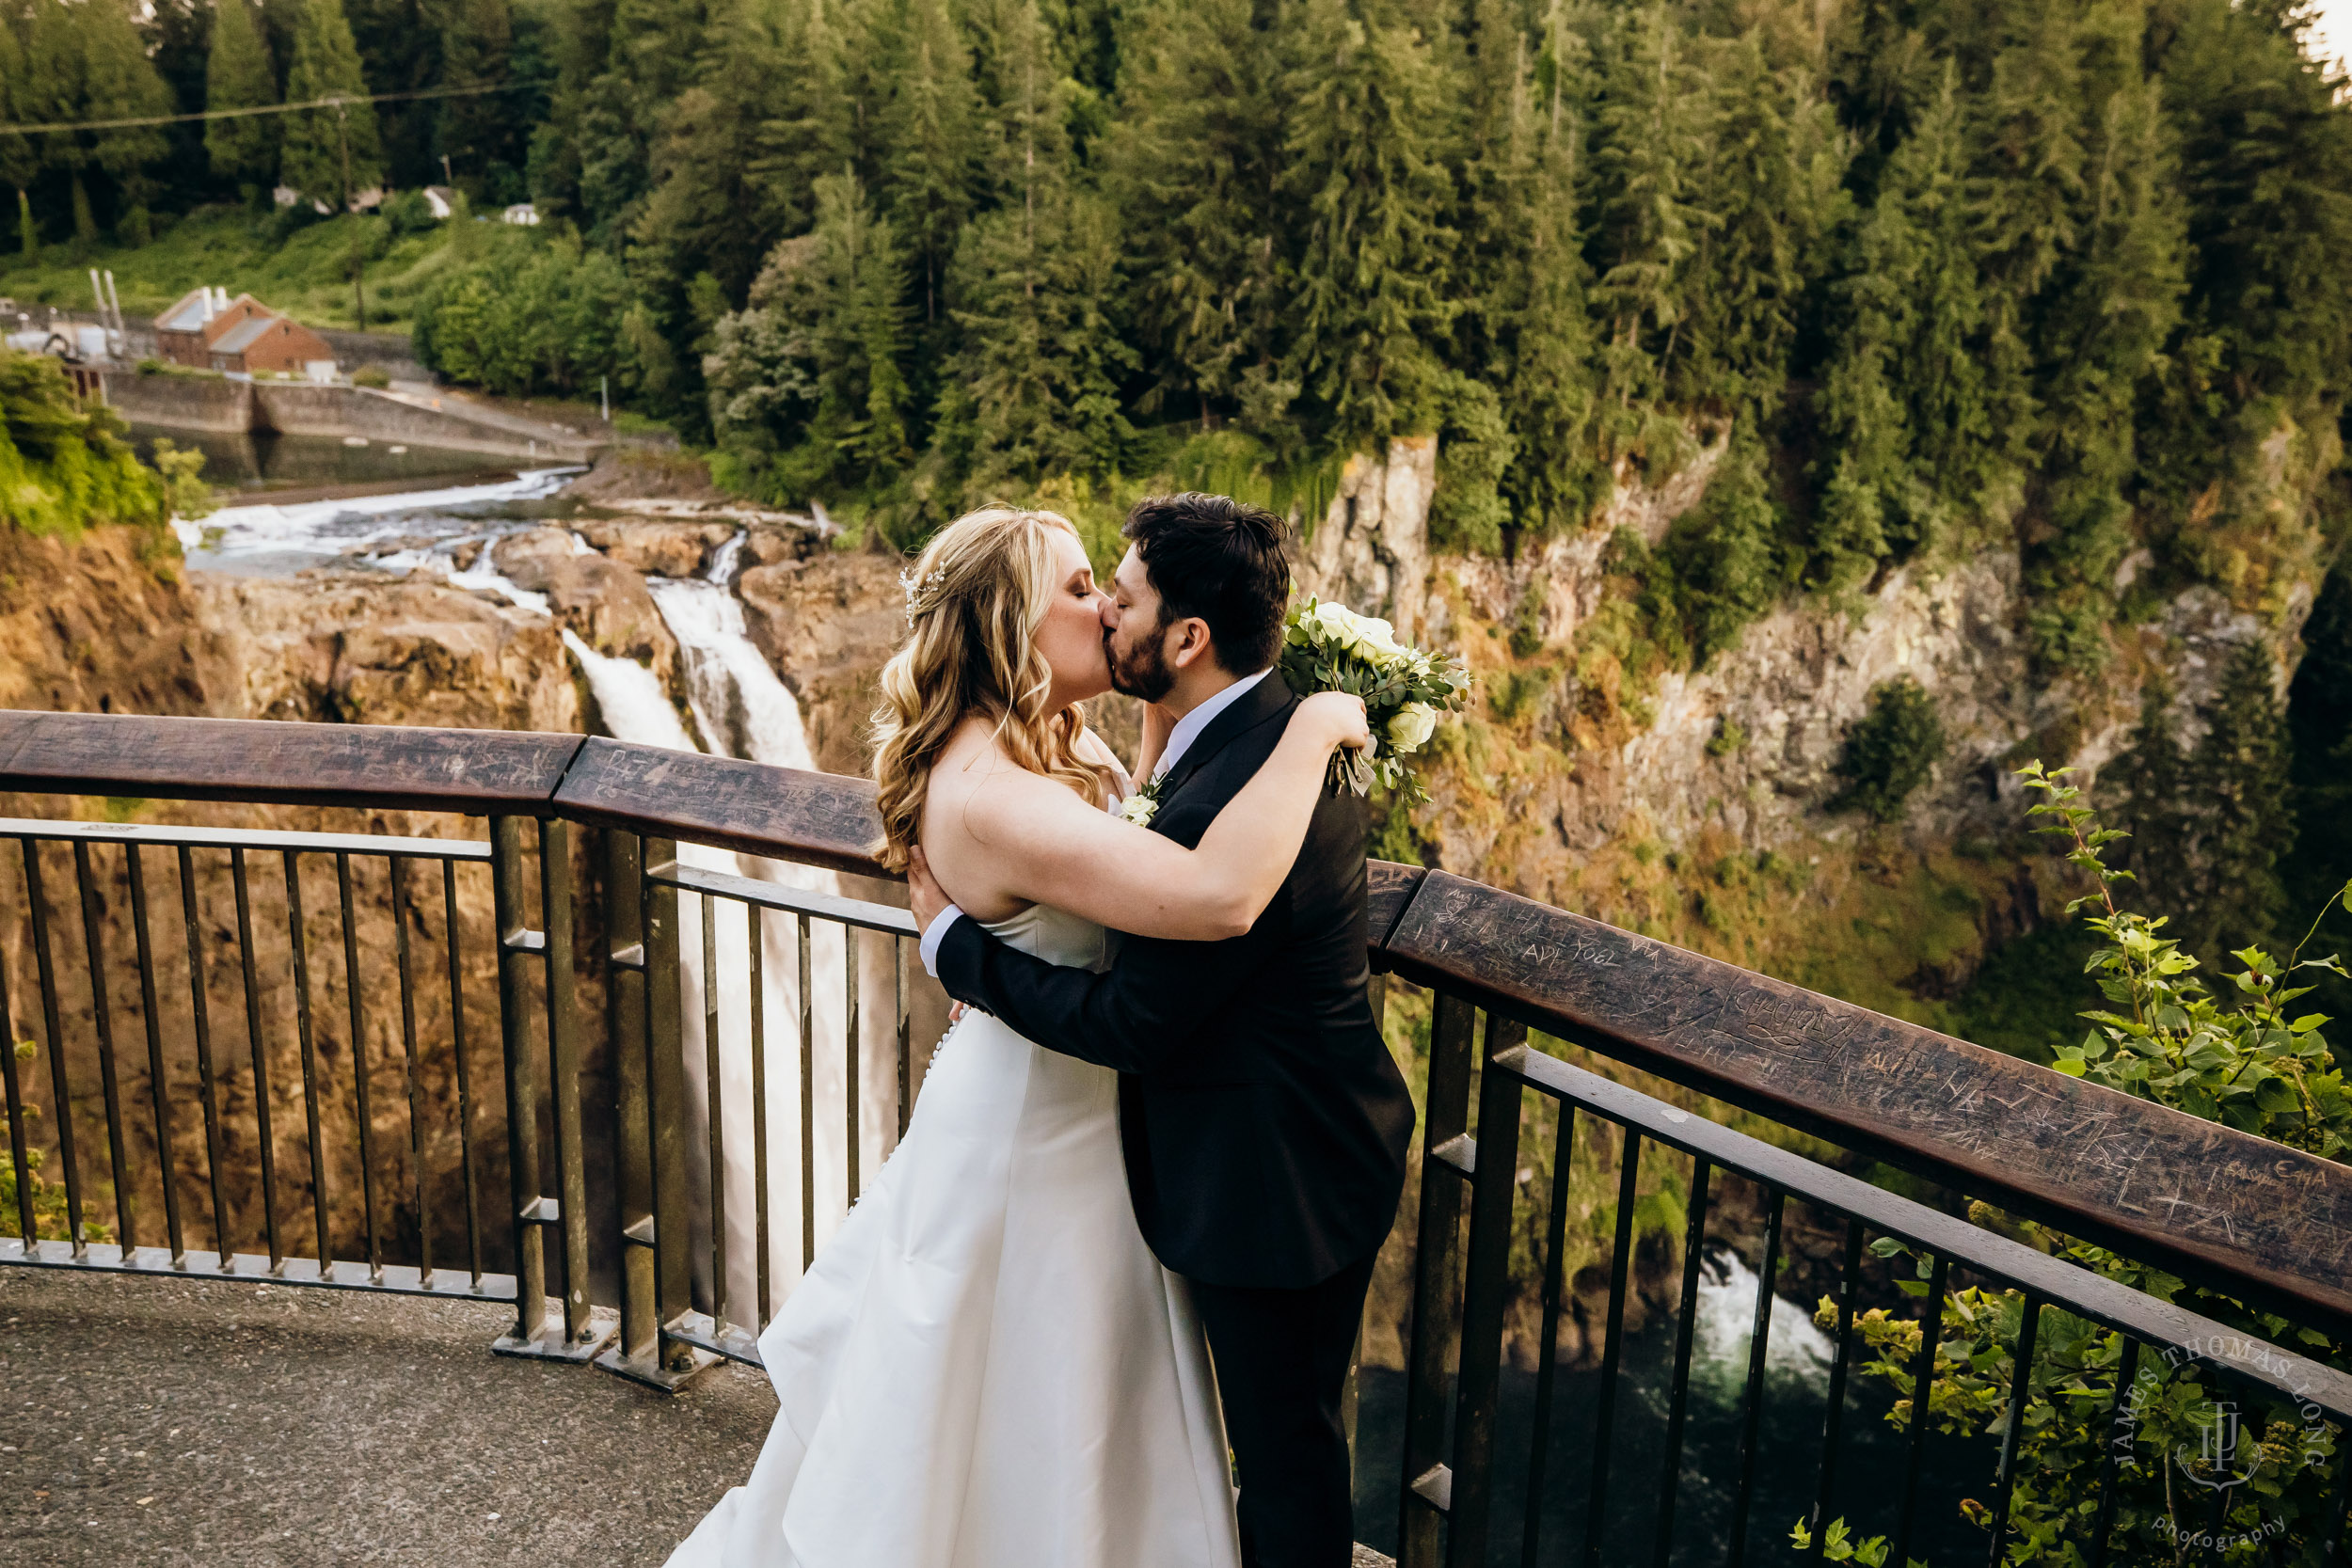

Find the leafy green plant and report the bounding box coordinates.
[1799,766,2351,1564]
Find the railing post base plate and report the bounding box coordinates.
[595,1340,721,1393]
[491,1301,617,1364]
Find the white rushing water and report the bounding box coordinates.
[1692,1246,1837,1389]
[197,479,870,1321]
[181,468,580,573]
[642,535,874,1317]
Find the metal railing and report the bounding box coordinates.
[3,708,2349,1568]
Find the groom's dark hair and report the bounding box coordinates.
[1123,493,1292,673]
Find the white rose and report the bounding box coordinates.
[1309,600,1361,649]
[1117,792,1157,827]
[1355,616,1401,657]
[1385,701,1437,753]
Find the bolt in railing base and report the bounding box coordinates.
[491,1301,618,1363]
[595,1339,721,1393]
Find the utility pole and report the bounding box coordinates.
[337,99,367,334]
[441,152,453,188]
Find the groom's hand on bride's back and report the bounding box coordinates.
[907,846,951,934]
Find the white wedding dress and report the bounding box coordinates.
[664,899,1242,1568]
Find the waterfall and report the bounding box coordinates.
[1692,1245,1836,1392]
[451,523,869,1319]
[639,532,870,1320]
[183,478,878,1324]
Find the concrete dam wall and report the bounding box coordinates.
[101,372,603,464]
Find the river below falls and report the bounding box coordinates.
[181,473,1994,1567]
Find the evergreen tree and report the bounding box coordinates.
[2186,642,2294,954]
[751,0,855,243]
[18,0,170,243]
[439,0,522,198]
[1810,66,1987,587]
[1104,0,1288,430]
[2116,676,2194,928]
[880,0,985,325]
[205,0,281,198]
[280,0,385,204]
[1584,3,1709,429]
[707,171,914,499]
[933,0,1134,489]
[1279,0,1463,443]
[0,19,38,253]
[1448,0,1599,537]
[2022,36,2186,673]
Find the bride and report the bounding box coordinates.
[665,504,1368,1568]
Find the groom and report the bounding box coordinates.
[907,492,1416,1568]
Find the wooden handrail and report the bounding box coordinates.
[0,710,584,814]
[5,708,2348,1332]
[1382,870,2352,1332]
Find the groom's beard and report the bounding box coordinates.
[1105,623,1176,703]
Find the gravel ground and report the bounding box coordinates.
[0,1263,1400,1567]
[0,1266,775,1566]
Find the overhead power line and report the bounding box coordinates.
[0,81,527,137]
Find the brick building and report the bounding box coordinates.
[208,312,336,377]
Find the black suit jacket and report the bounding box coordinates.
[934,671,1417,1291]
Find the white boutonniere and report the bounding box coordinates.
[1117,773,1164,828]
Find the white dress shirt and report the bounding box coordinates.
[918,666,1278,976]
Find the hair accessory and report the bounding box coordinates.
[899,565,948,626]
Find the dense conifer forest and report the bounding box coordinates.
[3,0,2346,662]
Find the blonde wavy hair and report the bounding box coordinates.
[871,506,1111,873]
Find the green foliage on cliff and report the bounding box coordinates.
[0,348,167,537]
[1832,678,1947,823]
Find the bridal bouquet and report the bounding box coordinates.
[1279,597,1471,801]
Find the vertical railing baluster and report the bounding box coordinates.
[1982,1292,2044,1568]
[442,859,484,1287]
[1805,1219,1867,1559]
[599,829,658,1377]
[750,905,771,1326]
[2086,1338,2140,1568]
[178,847,229,1269]
[1892,1252,1953,1567]
[643,839,702,1376]
[283,851,333,1277]
[1446,1010,1530,1568]
[1521,1107,1576,1568]
[230,847,280,1272]
[21,839,82,1254]
[797,912,814,1273]
[1584,1127,1643,1565]
[0,881,37,1246]
[72,840,136,1251]
[538,819,593,1350]
[389,858,433,1289]
[335,852,383,1282]
[2317,1436,2348,1568]
[1400,988,1479,1568]
[126,844,183,1266]
[1652,1155,1713,1568]
[1725,1189,1787,1568]
[844,924,860,1203]
[488,816,545,1351]
[702,890,727,1333]
[894,936,910,1142]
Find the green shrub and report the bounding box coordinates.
[1803,768,2351,1566]
[352,365,390,389]
[1831,677,1945,822]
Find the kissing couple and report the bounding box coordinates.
[667,492,1418,1568]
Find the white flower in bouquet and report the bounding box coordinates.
[1386,701,1437,753]
[1279,596,1471,800]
